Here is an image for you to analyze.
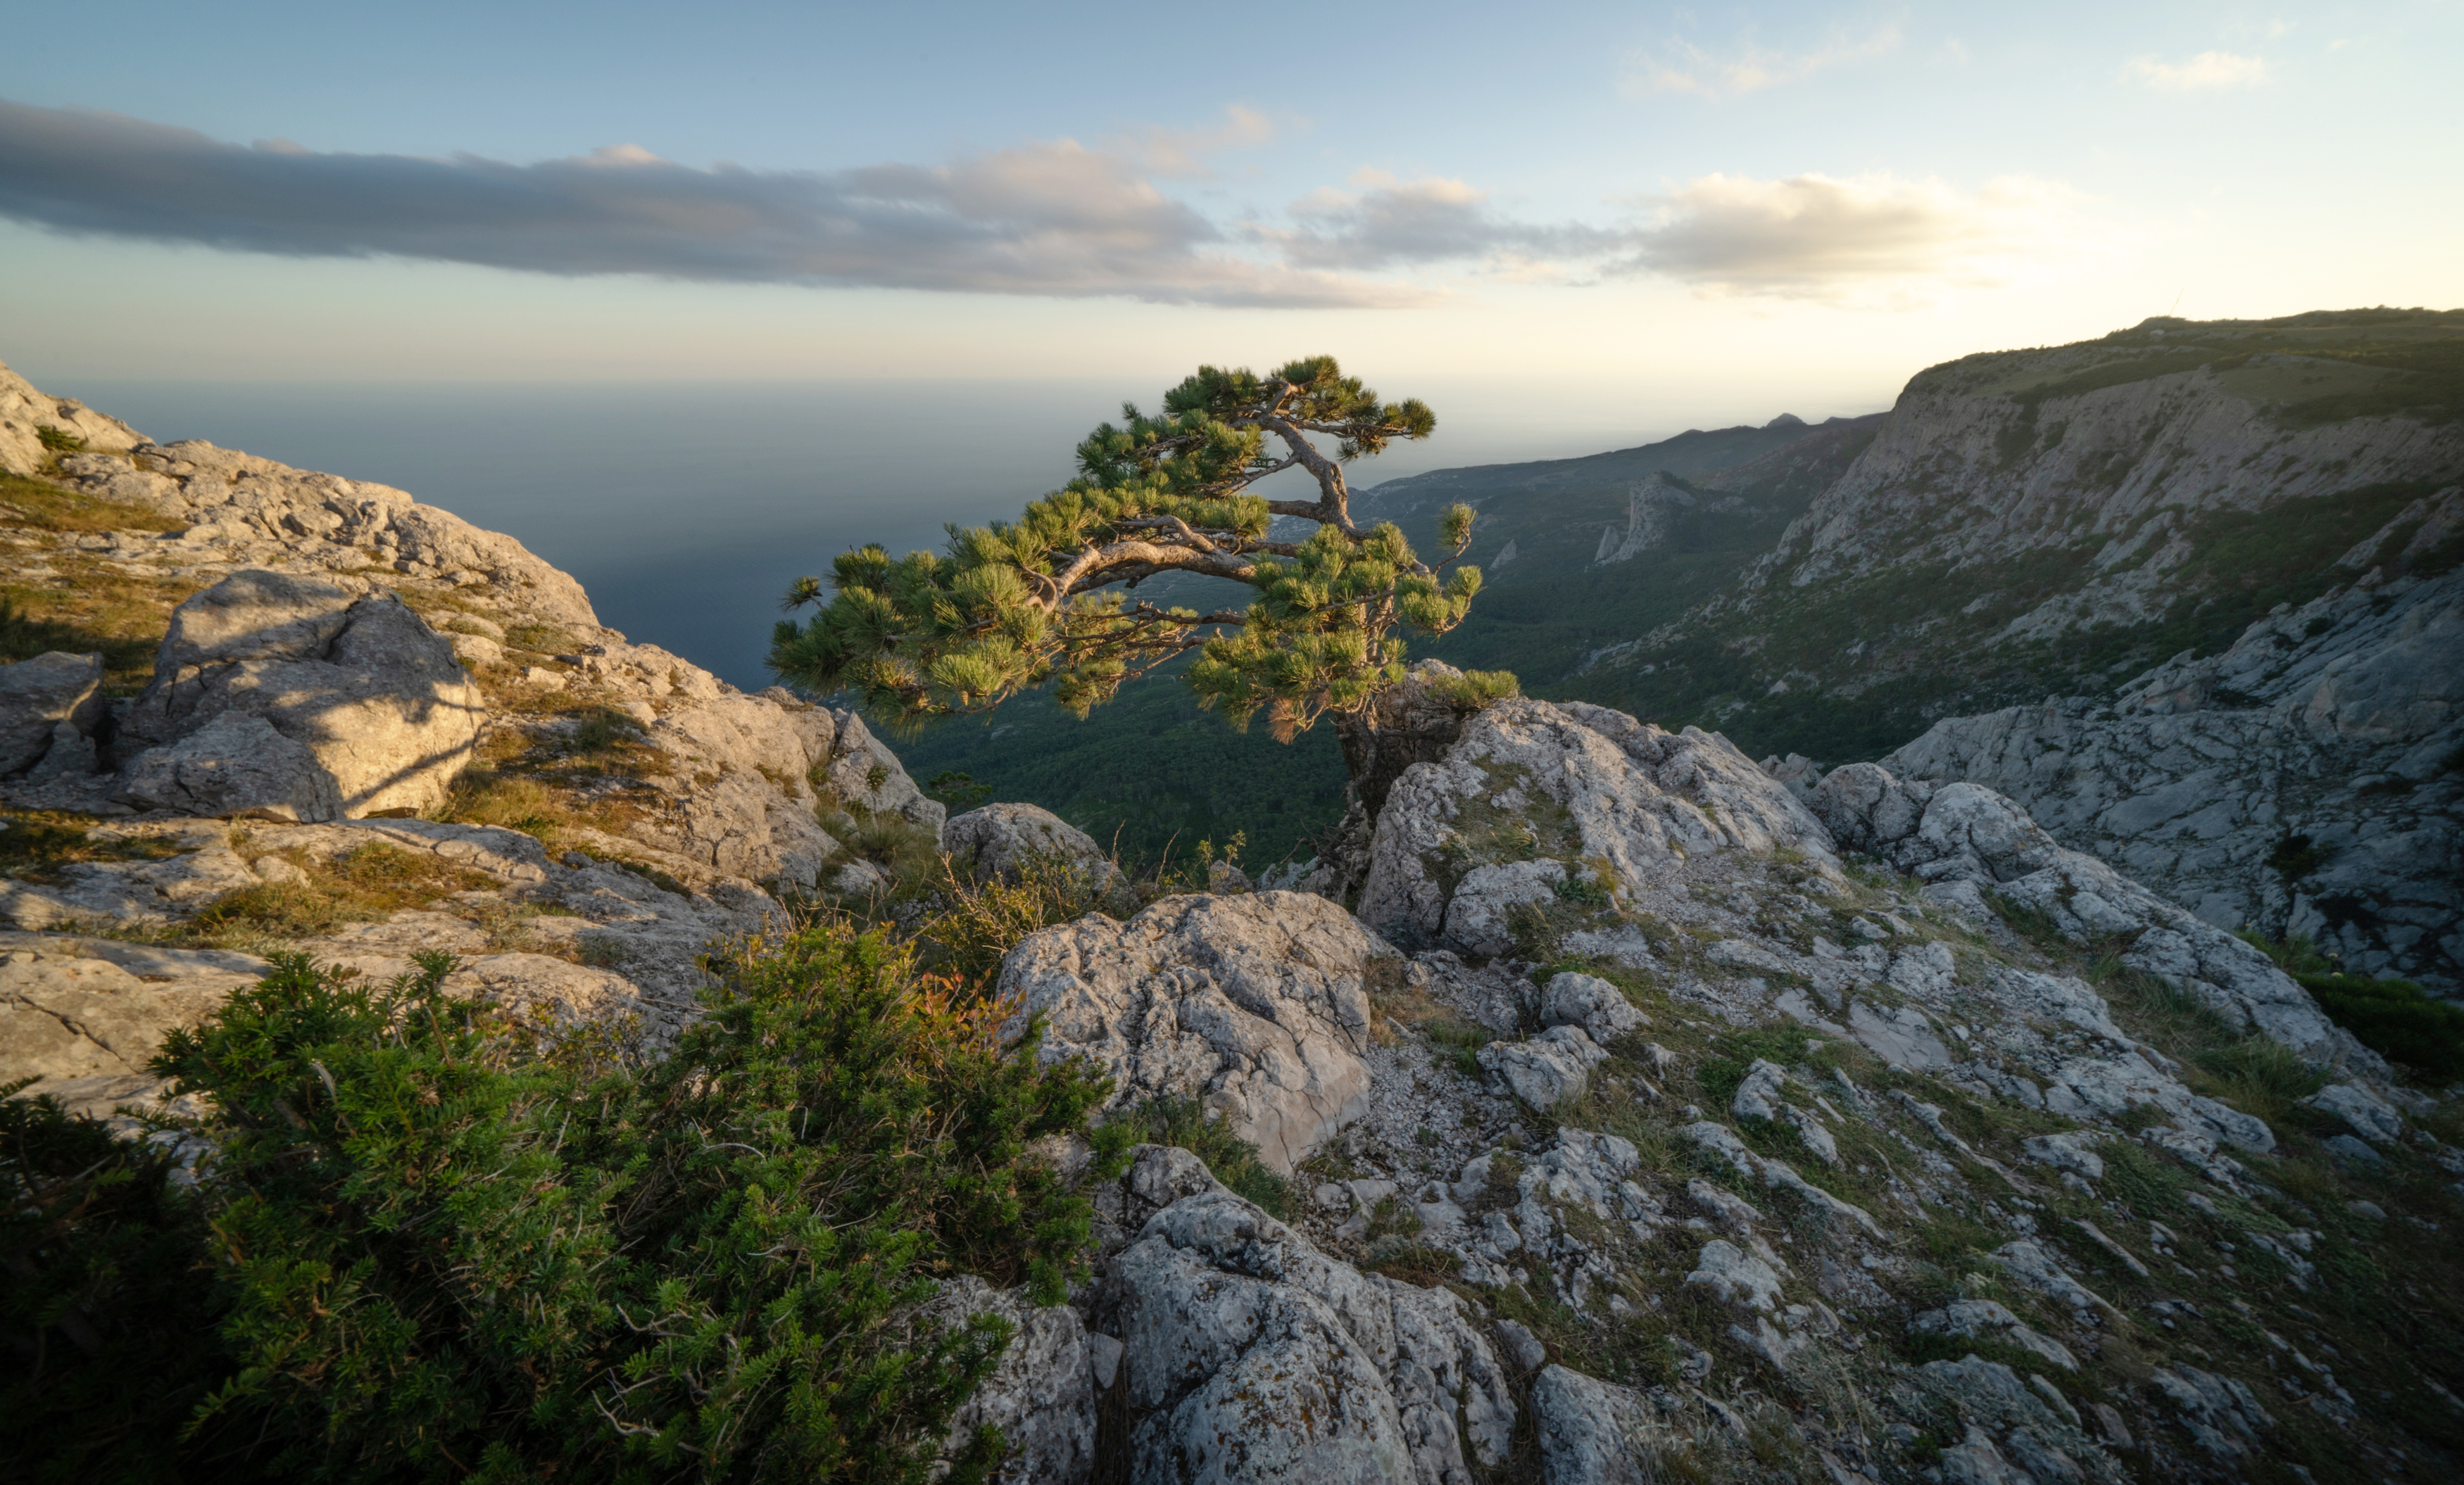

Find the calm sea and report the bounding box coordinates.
[59,379,1680,688]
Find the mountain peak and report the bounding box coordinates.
[1764,412,1806,429]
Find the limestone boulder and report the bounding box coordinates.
[0,356,145,474]
[1538,971,1647,1042]
[117,711,344,821]
[1091,1151,1514,1485]
[923,1276,1096,1484]
[116,569,483,818]
[945,802,1114,884]
[0,651,107,775]
[1530,1365,1656,1485]
[1478,1025,1606,1113]
[627,693,843,889]
[1359,698,1835,956]
[998,892,1391,1174]
[1,944,266,1085]
[822,710,947,842]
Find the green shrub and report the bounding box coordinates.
[35,425,84,452]
[2296,971,2464,1080]
[4,925,1121,1483]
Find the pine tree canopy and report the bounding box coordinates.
[769,356,1479,742]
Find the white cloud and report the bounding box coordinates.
[1114,106,1277,179]
[1622,25,1901,98]
[2123,51,2270,90]
[1623,172,2093,299]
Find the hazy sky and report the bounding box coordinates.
[2,1,2456,429]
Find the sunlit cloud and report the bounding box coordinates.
[1621,172,2097,300]
[1622,25,1902,98]
[1110,105,1278,180]
[2123,51,2270,90]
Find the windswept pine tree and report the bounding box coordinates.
[767,358,1502,784]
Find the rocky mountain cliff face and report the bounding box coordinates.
[1374,311,2463,999]
[6,351,2462,1484]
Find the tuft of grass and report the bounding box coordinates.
[1,811,185,883]
[189,843,499,946]
[2193,1036,2329,1122]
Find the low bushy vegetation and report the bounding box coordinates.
[4,923,1129,1484]
[2241,930,2464,1080]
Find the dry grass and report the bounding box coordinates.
[1,810,186,883]
[0,467,184,536]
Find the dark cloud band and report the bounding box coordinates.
[0,100,1409,308]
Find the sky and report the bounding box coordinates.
[1,0,2458,432]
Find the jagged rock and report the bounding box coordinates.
[924,1276,1095,1485]
[1809,762,2380,1071]
[1360,697,1835,956]
[0,357,145,472]
[1680,1121,1883,1237]
[821,710,947,841]
[998,893,1387,1174]
[1529,1365,1654,1484]
[1,651,107,775]
[2151,1363,2274,1458]
[1093,1148,1514,1484]
[117,711,345,822]
[2020,1131,2106,1180]
[1987,1239,2111,1316]
[2301,1080,2406,1144]
[1538,971,1647,1042]
[1912,1355,2125,1484]
[1478,1024,1605,1112]
[945,802,1114,884]
[1685,1238,1785,1313]
[116,569,483,818]
[627,693,845,887]
[1886,562,2464,992]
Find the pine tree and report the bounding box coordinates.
[767,357,1483,754]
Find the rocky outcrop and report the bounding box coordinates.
[1089,1146,1514,1485]
[924,1276,1098,1484]
[998,893,1389,1173]
[1809,762,2382,1070]
[1882,560,2464,992]
[115,569,482,819]
[1358,696,1835,960]
[0,357,144,474]
[44,436,598,628]
[1592,472,1697,564]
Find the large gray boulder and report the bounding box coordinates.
[1359,697,1835,956]
[1530,1365,1655,1485]
[945,802,1112,883]
[1093,1150,1514,1485]
[822,709,947,842]
[998,893,1391,1174]
[628,692,845,888]
[116,569,482,818]
[117,711,344,821]
[0,650,106,775]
